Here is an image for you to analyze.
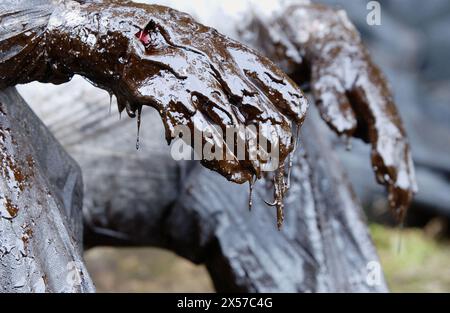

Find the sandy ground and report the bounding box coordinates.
[85,247,214,292]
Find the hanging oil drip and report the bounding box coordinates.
[264,163,287,230]
[248,175,256,211]
[136,106,142,150]
[286,124,300,191]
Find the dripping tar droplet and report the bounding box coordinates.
[248,176,255,211]
[286,124,300,191]
[263,164,287,230]
[275,165,286,230]
[136,106,142,150]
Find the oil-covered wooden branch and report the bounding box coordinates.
[0,0,311,227]
[245,2,417,221]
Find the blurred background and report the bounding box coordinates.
[17,0,450,292]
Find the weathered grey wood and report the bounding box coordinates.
[0,87,94,292]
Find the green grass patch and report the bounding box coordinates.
[370,224,450,292]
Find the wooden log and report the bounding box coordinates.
[0,87,94,292]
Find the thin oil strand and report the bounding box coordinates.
[286,125,300,190]
[248,176,255,211]
[275,164,286,230]
[136,106,142,150]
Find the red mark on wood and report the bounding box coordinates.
[135,29,151,46]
